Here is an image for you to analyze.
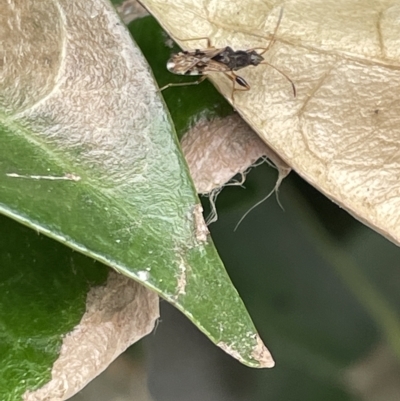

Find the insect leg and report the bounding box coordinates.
[159,75,208,92]
[223,72,250,104]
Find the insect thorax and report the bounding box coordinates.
[213,48,264,71]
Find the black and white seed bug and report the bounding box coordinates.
[159,9,296,103]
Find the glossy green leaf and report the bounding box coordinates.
[0,4,272,400]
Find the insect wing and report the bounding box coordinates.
[194,47,226,59]
[202,60,230,73]
[167,54,202,75]
[167,48,226,76]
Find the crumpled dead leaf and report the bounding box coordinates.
[181,114,290,223]
[181,114,289,194]
[142,0,400,245]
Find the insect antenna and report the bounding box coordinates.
[247,8,296,97]
[258,7,284,56]
[260,60,296,97]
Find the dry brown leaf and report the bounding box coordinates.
[142,0,400,245]
[24,271,159,401]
